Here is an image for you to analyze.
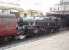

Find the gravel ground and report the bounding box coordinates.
[5,30,69,50]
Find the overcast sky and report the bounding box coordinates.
[0,0,60,13]
[19,0,60,13]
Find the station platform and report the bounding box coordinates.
[6,30,69,50]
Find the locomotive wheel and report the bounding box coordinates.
[50,28,59,33]
[50,29,55,33]
[54,28,59,32]
[33,29,39,34]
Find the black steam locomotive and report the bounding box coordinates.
[17,16,62,37]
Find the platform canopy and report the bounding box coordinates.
[0,2,24,12]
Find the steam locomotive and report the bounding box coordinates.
[0,14,62,41]
[20,16,62,36]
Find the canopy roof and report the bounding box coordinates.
[0,3,23,12]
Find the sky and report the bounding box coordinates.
[0,0,60,13]
[19,0,60,13]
